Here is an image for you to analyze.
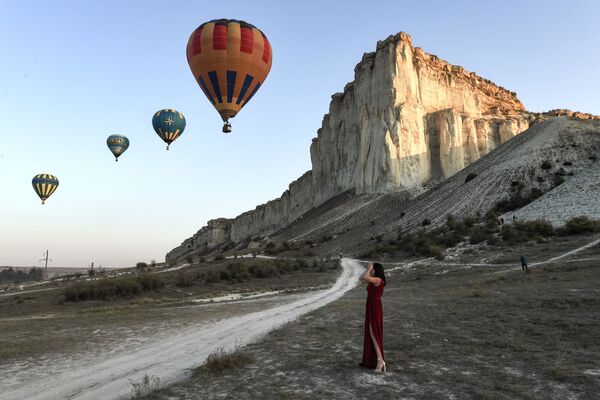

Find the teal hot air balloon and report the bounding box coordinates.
[106,134,130,161]
[152,109,186,150]
[32,174,59,204]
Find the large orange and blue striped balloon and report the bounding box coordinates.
[152,109,186,150]
[32,174,59,204]
[186,19,273,132]
[106,134,130,161]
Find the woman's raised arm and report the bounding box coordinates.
[361,262,382,286]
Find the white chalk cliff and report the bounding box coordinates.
[167,32,535,262]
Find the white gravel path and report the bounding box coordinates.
[0,259,363,400]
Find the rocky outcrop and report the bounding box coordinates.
[166,32,542,263]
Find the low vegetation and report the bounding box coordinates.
[262,238,329,255]
[360,214,495,260]
[359,215,600,260]
[557,216,600,235]
[0,267,43,284]
[494,187,544,213]
[176,258,340,286]
[64,274,164,302]
[195,347,255,376]
[130,374,162,399]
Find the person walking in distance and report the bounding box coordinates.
[520,255,528,272]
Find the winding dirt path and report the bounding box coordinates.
[0,259,363,400]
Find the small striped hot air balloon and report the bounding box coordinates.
[152,109,186,150]
[106,134,130,161]
[186,19,273,133]
[32,174,59,205]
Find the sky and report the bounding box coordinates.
[1,0,599,268]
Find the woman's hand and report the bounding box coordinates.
[362,262,381,286]
[362,262,374,283]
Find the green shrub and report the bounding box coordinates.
[501,219,554,244]
[557,216,600,235]
[426,244,444,260]
[136,262,148,270]
[469,227,489,244]
[553,174,565,186]
[176,272,196,287]
[205,270,221,283]
[320,234,333,243]
[486,235,500,246]
[443,231,464,247]
[64,274,164,302]
[0,267,43,284]
[137,273,164,291]
[494,189,543,213]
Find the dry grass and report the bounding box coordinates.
[154,242,600,399]
[130,374,161,399]
[195,347,255,376]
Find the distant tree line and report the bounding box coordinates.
[0,267,43,284]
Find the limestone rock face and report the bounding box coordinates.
[166,32,533,263]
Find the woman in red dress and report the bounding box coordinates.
[359,262,386,372]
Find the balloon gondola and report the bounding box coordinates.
[186,19,273,133]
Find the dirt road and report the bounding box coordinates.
[0,259,363,400]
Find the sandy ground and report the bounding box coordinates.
[0,260,362,400]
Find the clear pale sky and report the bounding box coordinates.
[1,0,598,268]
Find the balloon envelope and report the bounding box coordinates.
[106,134,130,161]
[186,19,272,127]
[32,174,59,204]
[152,109,186,149]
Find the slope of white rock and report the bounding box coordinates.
[166,32,539,263]
[268,117,600,251]
[505,163,600,225]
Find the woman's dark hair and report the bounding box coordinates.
[373,262,386,285]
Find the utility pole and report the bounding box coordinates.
[39,250,53,279]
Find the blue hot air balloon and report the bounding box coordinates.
[152,109,186,150]
[106,134,130,161]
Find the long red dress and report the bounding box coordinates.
[360,282,384,369]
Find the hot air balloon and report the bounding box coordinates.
[106,134,130,161]
[152,109,186,150]
[32,174,59,204]
[186,19,273,133]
